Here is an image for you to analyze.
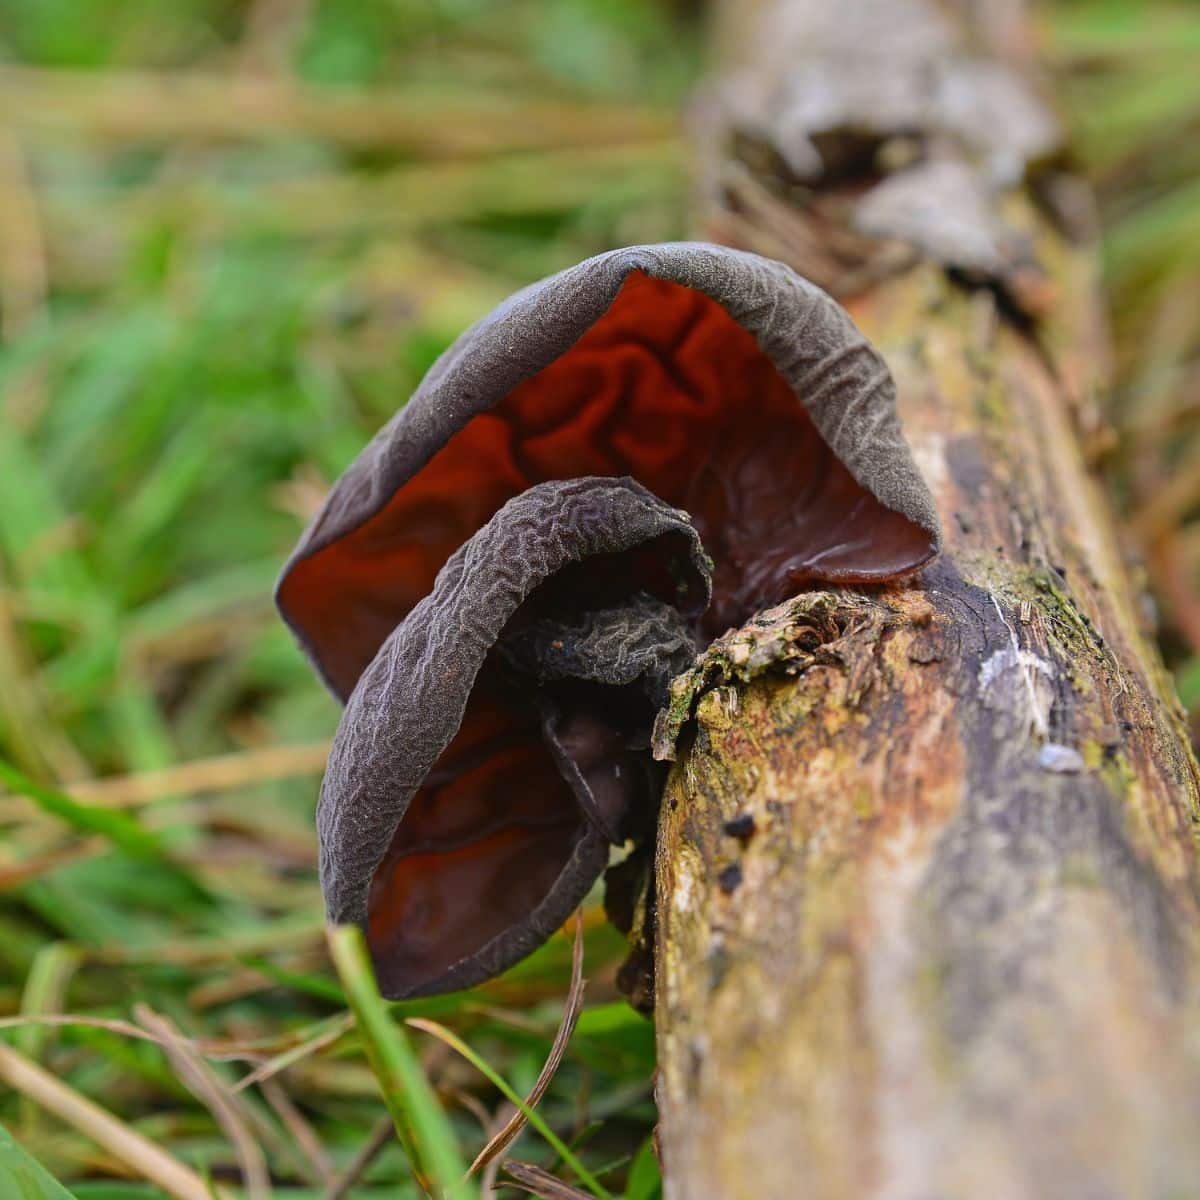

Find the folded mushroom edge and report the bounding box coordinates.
[277,241,940,701]
[317,476,711,997]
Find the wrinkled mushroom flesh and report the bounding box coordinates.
[277,247,940,997]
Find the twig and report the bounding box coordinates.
[0,1041,236,1200]
[134,1005,273,1200]
[500,1160,596,1200]
[67,741,330,807]
[0,740,331,821]
[0,1012,257,1061]
[406,1015,609,1200]
[468,912,587,1177]
[260,1076,336,1187]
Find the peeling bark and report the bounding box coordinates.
[654,2,1200,1197]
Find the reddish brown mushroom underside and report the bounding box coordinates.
[313,478,711,997]
[279,270,934,698]
[277,244,941,997]
[365,682,584,989]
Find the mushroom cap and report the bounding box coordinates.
[277,242,941,702]
[320,476,709,998]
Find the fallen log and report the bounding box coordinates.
[653,1,1200,1196]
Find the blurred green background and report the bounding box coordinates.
[0,0,1196,1196]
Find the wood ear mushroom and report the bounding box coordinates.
[277,242,940,998]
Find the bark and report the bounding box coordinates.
[653,2,1200,1197]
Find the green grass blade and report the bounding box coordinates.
[406,1017,613,1200]
[625,1135,662,1200]
[0,1119,80,1199]
[327,924,470,1200]
[0,758,167,862]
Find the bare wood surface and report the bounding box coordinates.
[654,2,1200,1196]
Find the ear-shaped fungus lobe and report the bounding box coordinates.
[277,243,941,701]
[318,477,709,999]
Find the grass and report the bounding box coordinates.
[0,0,1196,1197]
[328,927,469,1199]
[0,2,686,1195]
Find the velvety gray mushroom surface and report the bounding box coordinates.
[320,477,709,997]
[277,242,940,998]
